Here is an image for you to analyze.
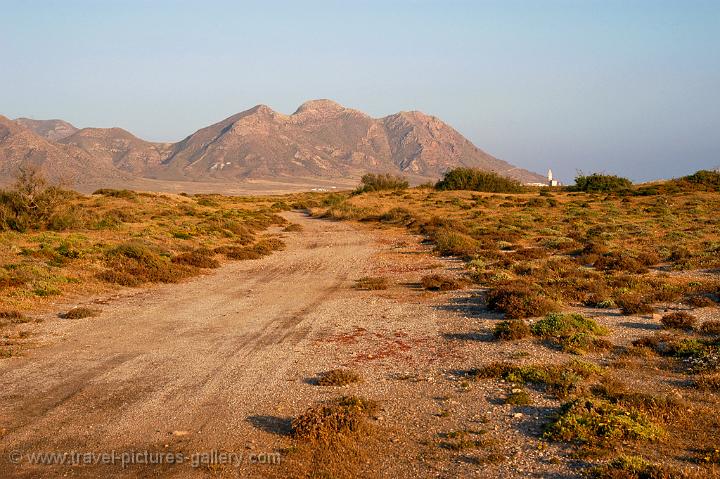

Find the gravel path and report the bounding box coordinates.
[0,212,581,478]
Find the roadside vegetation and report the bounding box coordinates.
[304,167,720,476]
[0,171,291,315]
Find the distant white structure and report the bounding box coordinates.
[524,168,562,187]
[547,169,560,187]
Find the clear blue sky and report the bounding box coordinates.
[2,0,718,182]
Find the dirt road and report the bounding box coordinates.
[0,212,387,477]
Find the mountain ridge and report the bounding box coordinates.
[1,100,545,189]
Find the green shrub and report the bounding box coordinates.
[0,168,81,232]
[572,173,633,192]
[435,168,524,193]
[100,242,194,286]
[468,360,600,398]
[675,169,720,191]
[544,398,663,443]
[91,188,138,199]
[355,173,408,193]
[532,313,607,337]
[433,229,479,257]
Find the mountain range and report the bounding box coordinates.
[1,100,544,191]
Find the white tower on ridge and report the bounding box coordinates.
[548,169,553,182]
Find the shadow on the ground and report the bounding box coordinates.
[442,331,494,342]
[246,415,293,436]
[433,293,502,320]
[618,321,660,330]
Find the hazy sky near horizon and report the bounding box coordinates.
[1,0,719,182]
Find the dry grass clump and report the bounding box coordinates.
[215,237,285,261]
[316,369,362,387]
[355,276,389,290]
[283,223,303,232]
[437,429,493,450]
[694,372,720,392]
[171,249,220,268]
[420,274,466,291]
[616,294,655,315]
[593,252,649,274]
[660,312,696,330]
[588,455,689,479]
[687,295,716,308]
[100,242,194,286]
[0,310,31,328]
[432,229,479,257]
[291,396,378,443]
[0,310,27,321]
[493,320,531,340]
[700,321,720,335]
[59,307,101,319]
[486,282,559,319]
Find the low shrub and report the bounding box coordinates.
[616,295,654,315]
[530,313,609,354]
[504,389,532,405]
[694,372,720,392]
[171,249,220,268]
[316,369,362,387]
[700,321,720,335]
[571,173,633,192]
[355,276,389,290]
[486,283,559,319]
[687,295,716,308]
[291,396,378,443]
[544,398,663,443]
[467,360,600,398]
[493,320,531,340]
[593,253,648,274]
[91,188,137,199]
[0,310,30,325]
[354,173,409,193]
[432,229,479,257]
[420,274,466,291]
[0,168,82,232]
[588,455,687,479]
[660,312,696,330]
[531,312,607,338]
[59,307,100,319]
[100,242,194,286]
[283,223,303,232]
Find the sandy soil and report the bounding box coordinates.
[0,213,599,478]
